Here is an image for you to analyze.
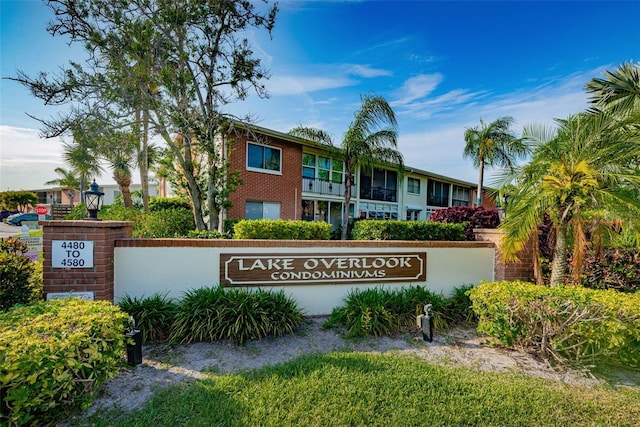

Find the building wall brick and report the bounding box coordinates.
[474,228,535,282]
[227,133,303,220]
[41,220,133,302]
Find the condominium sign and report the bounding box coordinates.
[220,252,427,286]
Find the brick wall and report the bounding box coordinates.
[474,228,535,282]
[41,220,133,302]
[226,133,303,220]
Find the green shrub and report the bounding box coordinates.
[135,207,195,238]
[351,220,466,241]
[149,197,192,212]
[233,219,331,240]
[0,238,42,311]
[325,286,448,337]
[187,229,232,239]
[468,281,640,369]
[0,299,128,425]
[118,293,178,344]
[223,218,242,235]
[170,286,305,345]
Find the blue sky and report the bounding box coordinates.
[1,0,639,191]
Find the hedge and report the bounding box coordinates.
[468,281,640,369]
[233,219,331,240]
[0,299,129,425]
[351,220,466,241]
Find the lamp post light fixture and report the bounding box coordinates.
[84,179,104,220]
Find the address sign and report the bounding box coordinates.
[52,240,94,268]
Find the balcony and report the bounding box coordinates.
[359,185,397,202]
[303,177,348,197]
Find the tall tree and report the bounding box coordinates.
[11,0,278,230]
[290,94,403,240]
[499,113,640,286]
[463,117,528,206]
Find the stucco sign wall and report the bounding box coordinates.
[220,252,427,286]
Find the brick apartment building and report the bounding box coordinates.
[223,122,495,230]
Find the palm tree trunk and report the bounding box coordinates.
[114,172,133,208]
[476,157,485,207]
[341,171,353,240]
[549,221,568,286]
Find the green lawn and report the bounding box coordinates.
[73,352,640,427]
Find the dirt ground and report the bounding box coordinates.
[78,317,639,420]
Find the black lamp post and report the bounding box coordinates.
[84,179,104,220]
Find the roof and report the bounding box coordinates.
[227,119,480,189]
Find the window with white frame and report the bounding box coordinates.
[245,201,281,219]
[452,185,471,206]
[302,153,344,183]
[302,199,354,231]
[247,142,281,173]
[360,168,398,202]
[407,177,420,194]
[427,180,450,207]
[358,202,398,220]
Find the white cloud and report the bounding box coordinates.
[393,66,603,185]
[347,65,392,78]
[0,126,66,190]
[393,73,443,105]
[266,75,357,95]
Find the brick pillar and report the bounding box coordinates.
[474,228,535,282]
[42,220,133,302]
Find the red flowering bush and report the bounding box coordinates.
[430,206,500,240]
[581,248,640,292]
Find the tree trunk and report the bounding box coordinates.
[549,221,568,286]
[141,108,150,212]
[114,172,133,208]
[341,171,353,240]
[476,157,485,207]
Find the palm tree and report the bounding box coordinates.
[100,130,138,208]
[290,94,404,240]
[499,113,640,286]
[463,117,528,206]
[586,61,640,123]
[44,167,80,189]
[63,124,104,203]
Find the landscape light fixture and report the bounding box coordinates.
[84,179,104,221]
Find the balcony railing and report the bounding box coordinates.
[359,185,397,202]
[303,177,348,197]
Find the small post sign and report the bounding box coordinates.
[52,240,94,268]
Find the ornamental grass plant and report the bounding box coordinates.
[324,285,451,337]
[118,293,178,344]
[169,286,305,345]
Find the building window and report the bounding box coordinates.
[302,152,344,183]
[406,208,422,221]
[302,199,353,231]
[359,202,398,220]
[247,142,281,173]
[360,168,397,202]
[407,177,420,194]
[452,185,470,206]
[427,180,450,207]
[246,201,281,219]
